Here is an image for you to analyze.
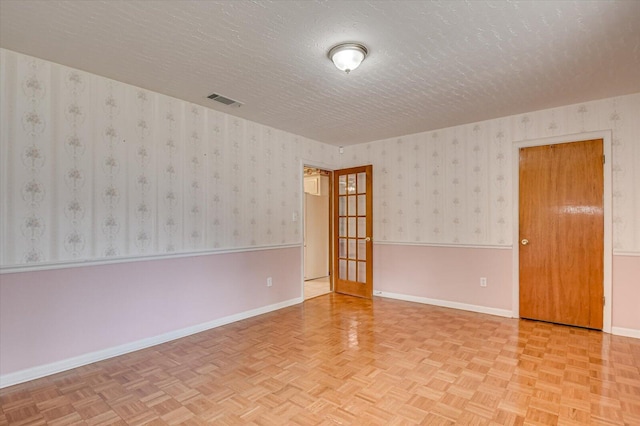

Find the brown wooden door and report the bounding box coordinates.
[519,139,604,329]
[333,165,373,299]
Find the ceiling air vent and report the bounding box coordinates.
[207,93,242,107]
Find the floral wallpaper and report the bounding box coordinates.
[0,49,336,267]
[342,93,640,253]
[1,48,638,267]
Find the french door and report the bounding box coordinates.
[333,165,373,299]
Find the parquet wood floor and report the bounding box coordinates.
[1,294,639,425]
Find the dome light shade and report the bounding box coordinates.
[328,43,368,74]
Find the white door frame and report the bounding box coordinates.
[299,159,335,298]
[511,130,612,333]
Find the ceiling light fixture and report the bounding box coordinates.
[328,43,368,74]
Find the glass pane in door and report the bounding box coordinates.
[357,217,366,238]
[339,218,346,237]
[348,196,356,215]
[348,239,356,259]
[348,218,356,237]
[348,260,356,281]
[347,174,356,194]
[358,239,366,260]
[358,195,366,215]
[358,261,366,283]
[339,259,347,280]
[357,172,366,193]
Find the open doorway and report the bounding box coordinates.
[303,166,332,300]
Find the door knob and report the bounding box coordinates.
[521,239,529,245]
[365,237,371,242]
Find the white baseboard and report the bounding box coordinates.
[376,291,639,338]
[0,297,303,389]
[374,290,513,318]
[3,294,633,389]
[611,327,640,339]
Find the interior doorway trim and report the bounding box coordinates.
[299,159,335,300]
[511,130,612,333]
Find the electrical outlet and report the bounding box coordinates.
[480,277,487,287]
[373,290,382,295]
[267,277,272,287]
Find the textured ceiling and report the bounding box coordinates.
[1,1,639,146]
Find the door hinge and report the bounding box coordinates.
[603,155,605,164]
[603,296,605,306]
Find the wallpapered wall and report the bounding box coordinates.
[341,93,640,254]
[0,49,336,267]
[2,48,639,267]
